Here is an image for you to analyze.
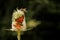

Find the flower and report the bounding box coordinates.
[11,8,27,31]
[5,8,41,31]
[4,8,41,40]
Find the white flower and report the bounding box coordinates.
[5,8,41,32]
[11,8,27,31]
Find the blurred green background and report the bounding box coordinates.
[0,0,60,40]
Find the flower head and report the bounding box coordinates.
[11,8,27,31]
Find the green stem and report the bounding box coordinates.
[17,30,21,40]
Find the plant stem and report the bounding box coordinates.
[17,30,20,40]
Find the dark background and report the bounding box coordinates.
[0,0,60,40]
